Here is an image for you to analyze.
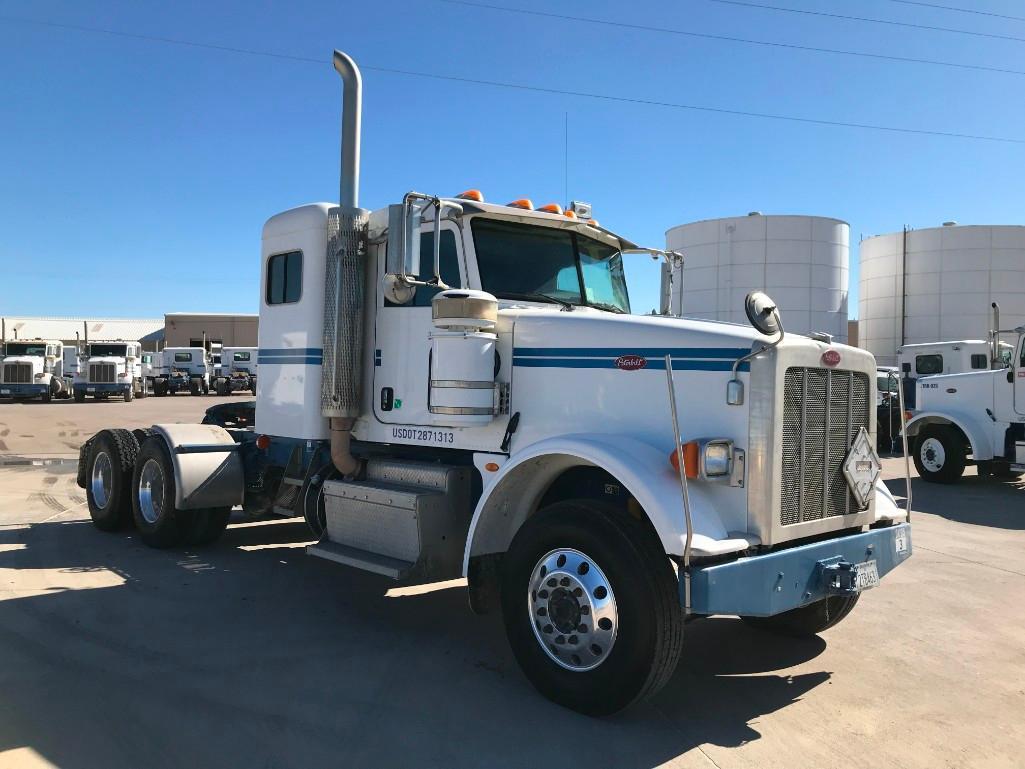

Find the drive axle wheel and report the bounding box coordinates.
[132,438,185,548]
[913,425,966,483]
[86,429,139,531]
[501,500,683,716]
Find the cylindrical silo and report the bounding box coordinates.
[859,224,1025,365]
[665,213,849,343]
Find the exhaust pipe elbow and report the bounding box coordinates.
[332,49,362,211]
[329,417,363,477]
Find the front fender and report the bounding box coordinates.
[463,434,754,575]
[906,411,994,461]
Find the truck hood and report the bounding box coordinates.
[1,356,44,366]
[499,307,871,370]
[87,357,125,364]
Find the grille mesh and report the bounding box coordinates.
[3,363,31,384]
[89,363,115,384]
[781,367,870,526]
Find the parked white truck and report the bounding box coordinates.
[152,347,211,396]
[905,325,1025,483]
[1,339,70,401]
[73,340,146,402]
[76,50,912,715]
[213,347,257,395]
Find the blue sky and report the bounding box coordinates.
[1,0,1023,318]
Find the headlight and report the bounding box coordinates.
[701,440,733,477]
[34,373,45,380]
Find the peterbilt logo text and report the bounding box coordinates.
[615,355,647,371]
[821,349,841,367]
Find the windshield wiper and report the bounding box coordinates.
[498,292,575,311]
[587,301,626,314]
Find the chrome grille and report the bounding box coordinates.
[781,367,870,526]
[89,363,116,384]
[3,363,31,383]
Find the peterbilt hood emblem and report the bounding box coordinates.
[615,354,647,371]
[842,427,881,508]
[821,349,841,367]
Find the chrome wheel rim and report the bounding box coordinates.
[138,458,165,524]
[90,452,112,509]
[528,548,618,672]
[920,437,945,473]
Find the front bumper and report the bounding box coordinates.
[74,382,130,394]
[686,523,912,616]
[0,383,47,397]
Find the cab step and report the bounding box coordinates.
[306,540,414,579]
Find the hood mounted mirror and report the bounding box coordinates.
[727,290,786,406]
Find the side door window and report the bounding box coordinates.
[375,227,463,425]
[916,354,943,375]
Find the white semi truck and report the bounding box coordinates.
[152,347,211,396]
[73,340,147,402]
[1,339,70,401]
[76,50,912,715]
[905,324,1025,483]
[213,347,257,395]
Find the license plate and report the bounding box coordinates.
[87,388,95,392]
[0,389,9,394]
[852,559,880,591]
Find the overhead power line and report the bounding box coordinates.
[1,14,1023,145]
[884,0,1025,24]
[708,0,1025,44]
[440,0,1025,77]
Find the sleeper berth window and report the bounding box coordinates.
[266,251,303,305]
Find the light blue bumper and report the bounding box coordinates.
[0,383,47,397]
[74,382,130,394]
[687,523,912,616]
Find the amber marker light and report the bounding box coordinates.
[457,189,484,202]
[506,198,534,210]
[669,441,700,480]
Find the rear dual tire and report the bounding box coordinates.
[131,437,231,548]
[85,429,140,530]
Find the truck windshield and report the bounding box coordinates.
[174,353,193,363]
[4,343,46,356]
[89,344,128,357]
[472,219,631,313]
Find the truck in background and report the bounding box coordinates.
[214,347,257,395]
[62,345,83,392]
[905,324,1025,483]
[76,50,912,715]
[0,339,70,402]
[153,347,211,396]
[73,340,146,402]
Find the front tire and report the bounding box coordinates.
[124,385,134,402]
[501,501,683,716]
[743,595,860,637]
[913,425,966,483]
[86,429,139,531]
[74,388,86,403]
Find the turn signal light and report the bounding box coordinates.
[564,210,577,218]
[588,219,600,228]
[538,203,563,214]
[484,462,500,472]
[904,411,914,422]
[669,441,700,480]
[255,434,271,450]
[506,198,534,210]
[457,189,484,202]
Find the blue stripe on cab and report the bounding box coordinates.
[259,356,323,365]
[258,348,323,356]
[512,347,750,359]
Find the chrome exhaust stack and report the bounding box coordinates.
[322,50,369,477]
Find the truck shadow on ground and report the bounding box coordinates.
[0,517,830,769]
[884,475,1024,530]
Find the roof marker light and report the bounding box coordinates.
[506,198,534,210]
[538,203,563,215]
[564,210,577,219]
[587,219,600,228]
[457,189,484,202]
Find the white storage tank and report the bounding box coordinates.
[859,224,1025,365]
[665,214,849,343]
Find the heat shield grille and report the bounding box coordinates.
[89,363,116,384]
[3,363,31,384]
[781,367,870,526]
[321,207,370,418]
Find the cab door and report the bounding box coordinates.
[373,225,464,425]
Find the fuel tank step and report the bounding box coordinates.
[306,540,414,580]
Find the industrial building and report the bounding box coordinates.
[163,312,258,348]
[665,213,849,343]
[858,223,1025,365]
[0,316,164,350]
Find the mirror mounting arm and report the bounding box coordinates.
[727,311,785,406]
